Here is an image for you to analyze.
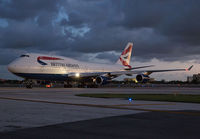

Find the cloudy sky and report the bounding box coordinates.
[0,0,199,80]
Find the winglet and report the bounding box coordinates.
[186,65,193,71]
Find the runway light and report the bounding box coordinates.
[75,73,80,78]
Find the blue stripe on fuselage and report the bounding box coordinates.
[14,73,68,81]
[37,60,48,65]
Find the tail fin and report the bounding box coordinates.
[116,42,133,69]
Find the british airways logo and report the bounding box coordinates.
[119,57,132,69]
[37,56,63,65]
[123,56,128,59]
[119,44,132,69]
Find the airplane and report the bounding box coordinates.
[7,42,193,88]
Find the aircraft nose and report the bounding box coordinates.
[7,63,16,73]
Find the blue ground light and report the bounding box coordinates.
[128,97,132,102]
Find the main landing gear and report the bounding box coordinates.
[64,81,72,88]
[24,80,33,89]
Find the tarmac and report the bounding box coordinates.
[0,87,200,138]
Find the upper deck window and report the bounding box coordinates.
[20,54,29,57]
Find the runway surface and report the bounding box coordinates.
[1,110,200,139]
[0,87,200,138]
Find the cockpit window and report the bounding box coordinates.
[20,54,29,57]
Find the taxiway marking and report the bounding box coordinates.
[112,103,176,106]
[0,96,199,116]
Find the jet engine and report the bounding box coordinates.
[136,74,150,83]
[95,76,110,85]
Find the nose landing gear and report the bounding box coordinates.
[24,80,33,89]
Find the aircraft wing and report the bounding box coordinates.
[141,65,193,75]
[125,65,155,70]
[68,65,193,78]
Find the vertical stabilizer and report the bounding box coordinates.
[116,42,133,69]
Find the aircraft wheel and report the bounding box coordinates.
[26,84,33,89]
[88,84,98,88]
[77,84,87,88]
[64,84,72,88]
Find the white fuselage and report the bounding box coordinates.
[8,53,123,80]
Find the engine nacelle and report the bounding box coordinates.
[95,76,110,85]
[136,74,150,83]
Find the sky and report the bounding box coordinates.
[0,0,200,81]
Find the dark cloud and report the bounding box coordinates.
[118,0,200,45]
[60,18,68,26]
[0,49,19,65]
[66,12,86,27]
[0,20,65,50]
[0,0,200,65]
[95,52,119,63]
[0,0,59,21]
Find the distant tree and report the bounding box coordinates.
[161,79,165,84]
[191,79,199,84]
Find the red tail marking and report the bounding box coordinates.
[120,57,132,69]
[121,45,132,55]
